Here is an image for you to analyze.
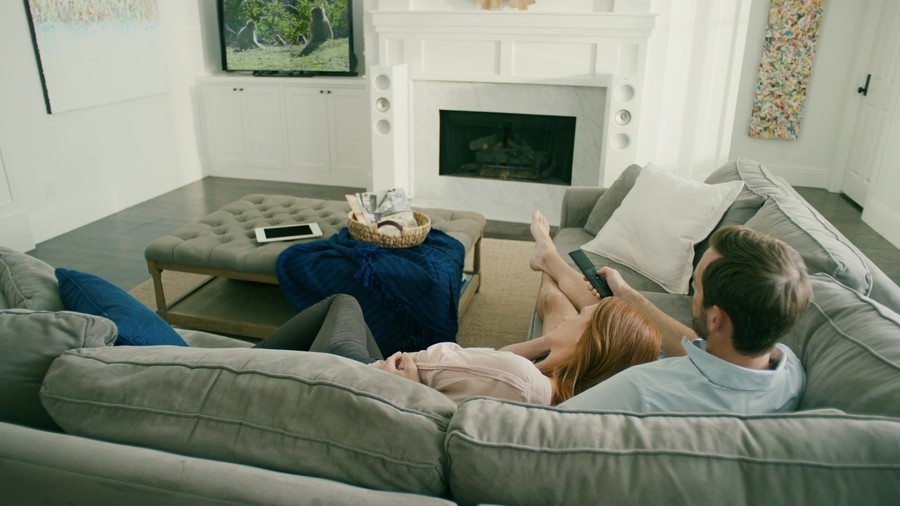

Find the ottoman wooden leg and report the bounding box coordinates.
[147,260,169,320]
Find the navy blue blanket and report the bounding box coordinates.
[276,228,465,355]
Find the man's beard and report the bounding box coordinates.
[691,307,709,339]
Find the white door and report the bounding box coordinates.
[841,0,900,206]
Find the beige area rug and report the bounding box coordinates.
[129,238,542,349]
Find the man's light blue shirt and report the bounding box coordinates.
[559,337,805,413]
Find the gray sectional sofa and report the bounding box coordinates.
[2,159,899,505]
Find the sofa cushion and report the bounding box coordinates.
[780,274,900,417]
[581,164,743,294]
[744,199,873,296]
[446,398,900,506]
[583,163,642,236]
[0,248,64,311]
[55,268,187,347]
[554,227,672,293]
[40,346,456,496]
[0,310,116,430]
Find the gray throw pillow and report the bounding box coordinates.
[0,247,64,311]
[583,164,642,236]
[0,309,116,430]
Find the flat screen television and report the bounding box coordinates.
[217,0,356,76]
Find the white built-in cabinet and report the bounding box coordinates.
[196,76,371,187]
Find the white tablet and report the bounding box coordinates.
[254,223,323,243]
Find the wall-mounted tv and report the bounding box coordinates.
[217,0,356,76]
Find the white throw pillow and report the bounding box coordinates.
[581,164,743,294]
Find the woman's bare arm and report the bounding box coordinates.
[500,336,550,361]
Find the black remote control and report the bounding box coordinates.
[569,249,614,298]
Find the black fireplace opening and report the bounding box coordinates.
[439,110,576,185]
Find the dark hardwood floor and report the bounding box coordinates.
[27,176,900,290]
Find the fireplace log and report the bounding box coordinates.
[468,133,499,151]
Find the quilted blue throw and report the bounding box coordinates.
[276,228,465,355]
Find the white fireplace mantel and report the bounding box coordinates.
[364,2,656,223]
[369,11,655,35]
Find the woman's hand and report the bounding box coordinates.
[378,351,420,383]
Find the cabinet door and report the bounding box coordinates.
[239,86,287,170]
[201,86,246,166]
[284,87,332,173]
[330,88,372,178]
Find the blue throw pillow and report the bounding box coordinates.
[55,268,188,347]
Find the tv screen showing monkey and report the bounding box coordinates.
[217,0,356,76]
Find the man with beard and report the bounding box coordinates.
[528,212,812,413]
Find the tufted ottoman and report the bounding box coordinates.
[145,194,486,338]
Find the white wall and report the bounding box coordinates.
[640,0,753,181]
[0,0,209,250]
[728,0,867,187]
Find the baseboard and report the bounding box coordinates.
[207,166,369,189]
[762,162,830,188]
[862,198,900,250]
[0,207,35,252]
[30,170,199,243]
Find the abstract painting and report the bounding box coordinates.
[749,0,827,140]
[23,0,167,114]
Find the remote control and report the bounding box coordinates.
[569,249,614,298]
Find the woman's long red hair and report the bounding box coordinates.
[546,297,661,405]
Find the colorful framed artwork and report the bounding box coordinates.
[749,0,827,140]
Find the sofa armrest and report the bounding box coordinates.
[560,187,605,229]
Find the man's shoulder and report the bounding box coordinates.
[558,357,701,410]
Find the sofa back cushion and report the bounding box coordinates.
[583,164,642,236]
[780,274,900,417]
[713,159,879,298]
[0,310,116,430]
[745,197,874,294]
[0,248,64,311]
[446,398,900,506]
[40,346,456,496]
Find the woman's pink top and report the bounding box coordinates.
[406,342,552,405]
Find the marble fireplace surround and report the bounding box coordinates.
[366,1,655,223]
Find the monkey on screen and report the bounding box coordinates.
[236,20,264,51]
[299,5,333,56]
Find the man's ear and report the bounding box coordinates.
[707,305,732,333]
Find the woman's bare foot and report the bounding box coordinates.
[529,210,556,272]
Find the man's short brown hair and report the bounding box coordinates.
[702,225,812,355]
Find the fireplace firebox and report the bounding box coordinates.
[439,110,576,185]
